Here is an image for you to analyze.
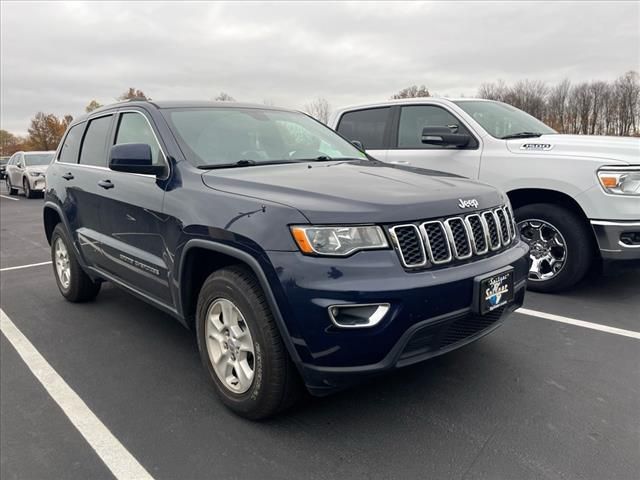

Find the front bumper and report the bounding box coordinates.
[267,241,529,394]
[591,220,640,261]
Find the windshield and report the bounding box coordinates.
[164,108,367,167]
[454,100,556,139]
[24,153,54,166]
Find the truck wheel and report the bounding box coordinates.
[23,178,35,198]
[196,265,301,419]
[515,203,593,293]
[6,177,17,195]
[51,224,101,302]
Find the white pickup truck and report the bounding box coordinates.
[330,98,640,292]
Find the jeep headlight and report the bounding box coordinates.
[290,225,388,256]
[597,168,640,196]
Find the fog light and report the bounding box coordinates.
[620,231,640,246]
[328,303,390,328]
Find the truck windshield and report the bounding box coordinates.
[164,107,367,167]
[454,100,556,139]
[24,153,54,166]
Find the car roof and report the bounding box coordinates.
[79,100,297,122]
[331,97,496,118]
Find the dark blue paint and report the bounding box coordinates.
[44,101,529,395]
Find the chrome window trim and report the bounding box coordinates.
[464,214,489,255]
[482,211,502,251]
[389,224,428,268]
[420,220,452,264]
[443,217,473,260]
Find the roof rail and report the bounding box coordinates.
[126,97,149,102]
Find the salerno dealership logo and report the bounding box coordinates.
[485,273,509,308]
[520,143,553,151]
[458,198,479,209]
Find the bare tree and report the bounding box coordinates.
[215,92,235,102]
[118,88,149,101]
[304,97,331,124]
[391,85,430,99]
[85,99,103,113]
[546,79,571,131]
[478,80,509,102]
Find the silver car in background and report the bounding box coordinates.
[4,151,54,198]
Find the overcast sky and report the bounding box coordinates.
[1,1,638,135]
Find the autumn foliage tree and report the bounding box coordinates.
[118,88,150,101]
[0,130,28,156]
[391,85,430,99]
[85,99,103,112]
[27,112,72,151]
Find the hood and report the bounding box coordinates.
[202,160,503,224]
[26,165,48,174]
[506,134,639,164]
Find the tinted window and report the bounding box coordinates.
[337,107,390,150]
[398,105,475,149]
[59,124,83,163]
[115,113,164,166]
[79,116,112,166]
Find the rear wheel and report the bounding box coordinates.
[6,177,17,195]
[515,203,593,293]
[196,265,301,419]
[51,224,101,302]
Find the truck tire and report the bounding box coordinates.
[51,224,101,302]
[196,265,301,419]
[515,203,593,293]
[6,177,17,195]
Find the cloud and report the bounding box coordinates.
[1,1,638,134]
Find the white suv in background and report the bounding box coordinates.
[330,99,639,292]
[4,150,54,198]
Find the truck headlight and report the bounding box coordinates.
[597,168,640,196]
[290,225,389,256]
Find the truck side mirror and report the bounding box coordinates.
[421,126,470,147]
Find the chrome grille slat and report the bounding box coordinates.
[444,218,473,260]
[390,204,514,269]
[465,214,489,255]
[389,224,427,267]
[420,221,452,264]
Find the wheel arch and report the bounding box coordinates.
[178,239,304,368]
[43,203,64,245]
[507,188,591,226]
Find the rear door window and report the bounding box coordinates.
[336,107,391,150]
[79,115,113,167]
[58,124,84,164]
[397,105,477,149]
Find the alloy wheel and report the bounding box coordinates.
[54,237,71,289]
[518,219,567,282]
[205,298,255,394]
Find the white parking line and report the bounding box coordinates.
[0,309,155,480]
[0,194,19,201]
[517,307,640,340]
[0,261,52,272]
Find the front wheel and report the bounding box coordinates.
[23,178,35,198]
[515,203,594,293]
[196,266,301,419]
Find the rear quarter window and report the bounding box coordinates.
[337,107,391,150]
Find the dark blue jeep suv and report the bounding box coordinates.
[44,100,529,419]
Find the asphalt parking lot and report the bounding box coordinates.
[1,186,638,480]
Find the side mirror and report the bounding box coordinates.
[109,143,165,176]
[421,126,470,147]
[351,140,364,150]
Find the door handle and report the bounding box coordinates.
[98,179,114,189]
[62,172,74,180]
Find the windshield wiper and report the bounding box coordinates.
[198,159,257,170]
[500,132,543,140]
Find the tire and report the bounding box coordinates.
[196,265,301,419]
[23,177,35,198]
[6,177,17,195]
[515,203,594,293]
[51,224,101,302]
